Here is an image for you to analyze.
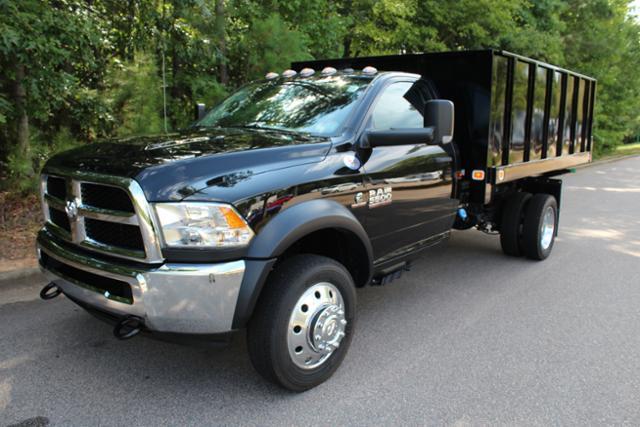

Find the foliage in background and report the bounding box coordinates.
[107,53,165,136]
[1,0,639,192]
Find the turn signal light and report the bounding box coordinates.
[471,170,485,181]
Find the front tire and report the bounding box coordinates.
[247,254,356,392]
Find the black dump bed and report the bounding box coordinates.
[293,50,596,205]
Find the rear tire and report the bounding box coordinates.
[500,192,532,256]
[247,254,356,392]
[522,194,558,260]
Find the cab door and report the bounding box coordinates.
[359,80,456,261]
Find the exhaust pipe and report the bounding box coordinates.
[40,282,62,300]
[113,315,144,340]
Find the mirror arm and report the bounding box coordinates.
[360,127,435,148]
[359,133,371,149]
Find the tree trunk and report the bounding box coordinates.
[14,63,32,175]
[215,0,228,85]
[340,0,354,58]
[343,37,352,58]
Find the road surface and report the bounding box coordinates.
[2,156,640,426]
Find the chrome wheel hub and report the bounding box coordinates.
[540,206,556,250]
[287,282,347,369]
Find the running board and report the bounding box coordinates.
[371,262,411,286]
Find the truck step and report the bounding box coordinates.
[371,262,411,286]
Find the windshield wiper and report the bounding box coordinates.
[225,124,314,137]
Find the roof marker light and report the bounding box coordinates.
[362,66,378,75]
[282,69,297,78]
[265,72,279,80]
[300,68,315,77]
[321,67,337,76]
[343,68,354,73]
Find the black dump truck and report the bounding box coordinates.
[37,50,595,391]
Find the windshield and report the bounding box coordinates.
[196,75,372,137]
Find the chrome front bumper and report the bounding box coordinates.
[37,229,245,334]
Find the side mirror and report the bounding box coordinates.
[195,103,206,121]
[424,99,454,145]
[359,99,455,148]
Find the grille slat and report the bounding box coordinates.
[49,207,70,232]
[40,252,133,304]
[47,176,67,200]
[81,183,135,213]
[85,218,145,252]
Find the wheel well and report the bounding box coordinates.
[278,228,371,287]
[482,178,563,231]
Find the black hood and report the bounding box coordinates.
[45,128,332,201]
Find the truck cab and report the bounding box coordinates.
[37,50,595,391]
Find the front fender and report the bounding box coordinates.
[246,199,373,260]
[232,199,373,329]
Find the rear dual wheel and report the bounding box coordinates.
[522,194,558,260]
[500,192,558,260]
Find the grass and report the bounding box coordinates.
[594,142,640,160]
[615,142,640,156]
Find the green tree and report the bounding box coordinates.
[1,0,640,191]
[0,0,108,184]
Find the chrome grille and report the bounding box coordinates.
[40,170,163,263]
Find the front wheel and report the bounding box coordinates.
[247,254,356,392]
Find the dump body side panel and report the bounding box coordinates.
[488,51,596,196]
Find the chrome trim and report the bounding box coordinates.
[40,175,49,223]
[40,167,164,263]
[287,282,346,369]
[540,205,556,250]
[78,205,139,224]
[45,218,72,241]
[44,193,66,210]
[38,229,246,334]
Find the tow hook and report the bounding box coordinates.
[113,315,144,340]
[40,282,62,300]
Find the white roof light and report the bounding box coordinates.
[282,69,297,78]
[265,72,279,80]
[300,68,315,77]
[321,67,337,76]
[362,66,378,75]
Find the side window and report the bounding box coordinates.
[370,81,425,130]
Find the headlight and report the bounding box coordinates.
[153,203,254,248]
